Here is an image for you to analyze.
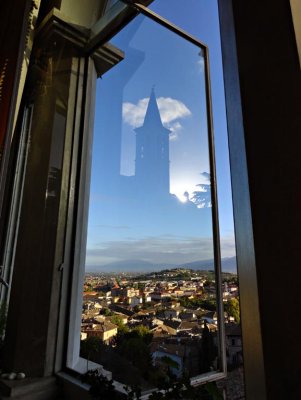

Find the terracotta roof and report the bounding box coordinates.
[83,291,98,296]
[163,320,181,330]
[84,320,118,333]
[179,321,198,330]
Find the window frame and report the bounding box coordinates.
[0,0,271,398]
[65,1,227,389]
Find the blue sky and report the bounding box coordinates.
[148,0,235,237]
[85,0,235,270]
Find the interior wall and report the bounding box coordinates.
[227,1,301,399]
[290,0,301,66]
[59,0,105,27]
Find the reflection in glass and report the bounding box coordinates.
[105,0,120,12]
[81,12,222,391]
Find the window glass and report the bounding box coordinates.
[79,8,225,392]
[149,0,235,263]
[105,0,120,11]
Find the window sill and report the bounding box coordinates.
[56,369,227,400]
[0,376,58,400]
[56,371,91,400]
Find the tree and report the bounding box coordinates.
[199,322,217,373]
[116,325,153,376]
[118,337,152,373]
[82,369,125,400]
[110,315,129,334]
[132,325,153,344]
[80,336,102,371]
[101,308,113,316]
[83,367,223,400]
[225,297,240,323]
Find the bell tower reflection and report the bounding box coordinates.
[134,88,170,198]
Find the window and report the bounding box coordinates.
[0,0,240,396]
[2,1,299,399]
[67,0,236,394]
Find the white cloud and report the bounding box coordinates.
[86,234,236,268]
[169,121,183,141]
[169,121,182,132]
[195,185,208,193]
[157,97,191,124]
[220,235,236,256]
[122,97,192,132]
[122,98,149,128]
[94,224,130,230]
[86,235,214,266]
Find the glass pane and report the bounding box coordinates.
[105,0,120,11]
[81,11,223,392]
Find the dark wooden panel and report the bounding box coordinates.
[218,1,266,399]
[220,0,301,399]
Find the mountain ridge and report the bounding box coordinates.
[86,255,237,274]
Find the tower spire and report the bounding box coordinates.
[142,87,164,127]
[134,88,171,197]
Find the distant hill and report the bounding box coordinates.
[86,259,174,273]
[221,256,237,273]
[86,256,237,274]
[182,256,237,273]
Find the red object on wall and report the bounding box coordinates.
[0,0,31,161]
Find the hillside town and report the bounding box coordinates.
[80,268,242,394]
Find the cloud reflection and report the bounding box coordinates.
[122,96,191,131]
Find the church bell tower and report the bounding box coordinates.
[134,88,171,198]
